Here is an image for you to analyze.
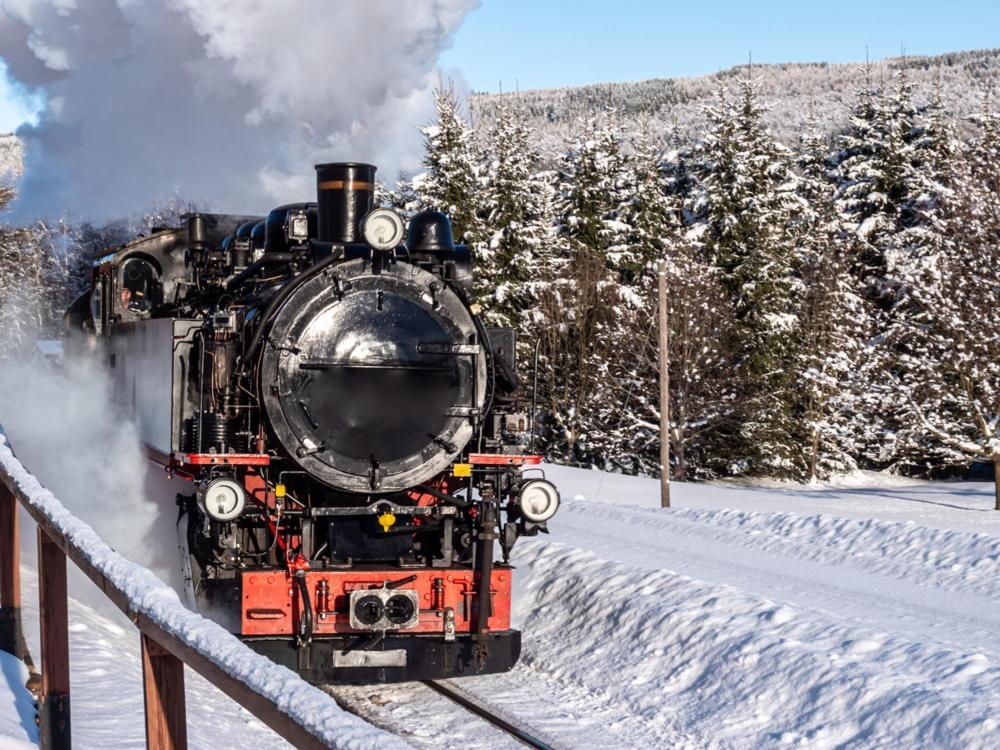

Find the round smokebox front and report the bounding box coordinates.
[260,259,486,493]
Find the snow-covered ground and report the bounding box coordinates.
[4,462,1000,748]
[330,465,1000,749]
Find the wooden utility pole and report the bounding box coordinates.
[994,458,1000,512]
[658,262,671,509]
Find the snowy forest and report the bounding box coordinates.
[2,52,1000,485]
[399,59,1000,484]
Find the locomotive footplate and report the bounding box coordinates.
[241,631,521,684]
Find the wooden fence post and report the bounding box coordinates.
[38,529,71,750]
[0,484,24,658]
[142,634,188,750]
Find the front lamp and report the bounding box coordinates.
[517,479,560,523]
[286,209,310,243]
[362,208,406,251]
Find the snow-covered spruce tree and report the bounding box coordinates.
[479,98,548,330]
[831,69,959,471]
[412,85,485,247]
[615,130,675,277]
[591,131,740,478]
[887,104,1000,505]
[536,110,634,465]
[832,68,952,305]
[791,116,875,479]
[880,70,955,296]
[689,79,802,477]
[831,73,897,299]
[584,131,675,474]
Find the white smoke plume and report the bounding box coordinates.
[0,352,188,591]
[0,0,478,219]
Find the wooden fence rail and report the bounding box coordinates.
[0,436,337,750]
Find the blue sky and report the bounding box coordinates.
[0,65,41,133]
[442,0,1000,92]
[2,1,998,131]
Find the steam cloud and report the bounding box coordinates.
[0,354,188,590]
[0,0,478,219]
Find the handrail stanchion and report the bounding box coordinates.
[142,633,188,750]
[0,484,22,658]
[38,528,71,750]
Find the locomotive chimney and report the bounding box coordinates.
[314,162,376,243]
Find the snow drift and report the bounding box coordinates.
[515,539,1000,748]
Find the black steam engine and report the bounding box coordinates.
[65,163,560,683]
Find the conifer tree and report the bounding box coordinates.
[792,116,874,478]
[617,130,676,277]
[412,84,485,246]
[538,111,632,463]
[479,98,548,329]
[887,105,1000,501]
[693,78,801,476]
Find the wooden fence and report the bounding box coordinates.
[0,437,338,750]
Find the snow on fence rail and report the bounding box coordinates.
[0,431,410,750]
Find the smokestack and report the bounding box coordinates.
[314,163,377,243]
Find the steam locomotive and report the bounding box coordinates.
[64,163,560,683]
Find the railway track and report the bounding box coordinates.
[421,680,554,750]
[325,677,556,749]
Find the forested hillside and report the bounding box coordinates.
[472,48,1000,154]
[399,50,1000,485]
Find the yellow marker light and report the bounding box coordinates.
[377,512,396,532]
[275,483,287,498]
[453,463,472,478]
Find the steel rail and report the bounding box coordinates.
[422,679,555,750]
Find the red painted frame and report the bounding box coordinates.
[241,568,513,636]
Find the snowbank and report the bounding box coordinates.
[515,539,1000,748]
[0,434,410,750]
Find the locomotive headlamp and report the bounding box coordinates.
[286,209,310,243]
[362,208,405,251]
[198,478,246,522]
[517,479,560,523]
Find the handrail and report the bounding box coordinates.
[0,431,410,750]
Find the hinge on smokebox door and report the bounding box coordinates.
[368,457,386,490]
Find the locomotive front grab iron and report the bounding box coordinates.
[64,163,560,683]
